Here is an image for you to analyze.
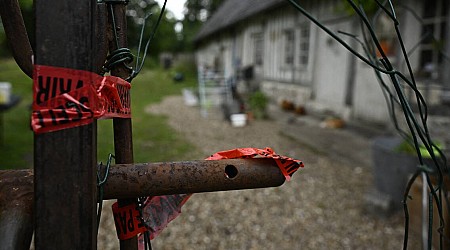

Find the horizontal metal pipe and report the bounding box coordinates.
[103,159,285,199]
[0,159,284,247]
[0,159,284,201]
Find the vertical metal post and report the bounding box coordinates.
[34,0,98,249]
[107,3,139,250]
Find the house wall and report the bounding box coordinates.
[263,7,296,83]
[259,6,314,106]
[195,0,448,125]
[241,21,262,67]
[399,0,422,73]
[259,2,364,120]
[352,63,392,122]
[397,0,445,106]
[195,40,220,69]
[195,35,235,79]
[311,19,353,117]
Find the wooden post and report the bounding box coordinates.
[34,0,98,249]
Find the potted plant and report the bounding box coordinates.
[371,136,443,211]
[248,91,268,120]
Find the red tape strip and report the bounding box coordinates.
[32,65,131,134]
[135,147,303,247]
[205,147,304,181]
[140,194,192,240]
[112,202,147,241]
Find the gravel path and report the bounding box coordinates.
[97,95,420,249]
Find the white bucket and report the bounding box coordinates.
[230,113,247,127]
[182,88,198,106]
[0,82,11,104]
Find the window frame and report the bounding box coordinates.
[252,32,264,66]
[418,0,448,80]
[297,22,311,69]
[283,29,296,66]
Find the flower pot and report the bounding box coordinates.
[230,114,247,127]
[371,136,434,210]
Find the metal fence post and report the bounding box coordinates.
[34,0,98,248]
[105,3,139,249]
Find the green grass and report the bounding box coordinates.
[0,59,34,168]
[0,58,200,169]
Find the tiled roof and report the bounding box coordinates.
[195,0,286,41]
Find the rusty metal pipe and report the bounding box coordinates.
[0,159,285,201]
[106,3,138,249]
[102,159,285,199]
[0,159,284,248]
[0,0,33,78]
[0,159,285,204]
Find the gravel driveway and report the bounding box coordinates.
[97,95,420,249]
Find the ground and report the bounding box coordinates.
[97,95,422,249]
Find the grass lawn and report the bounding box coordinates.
[0,58,201,169]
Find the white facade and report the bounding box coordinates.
[195,0,449,124]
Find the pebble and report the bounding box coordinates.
[96,96,421,250]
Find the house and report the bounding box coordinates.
[194,0,450,125]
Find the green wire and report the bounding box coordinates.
[285,0,448,249]
[129,0,168,81]
[96,154,114,234]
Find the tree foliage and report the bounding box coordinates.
[126,0,180,55]
[180,0,224,51]
[126,0,226,54]
[0,0,225,57]
[184,0,223,22]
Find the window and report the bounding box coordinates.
[252,32,264,66]
[298,23,311,68]
[284,30,295,65]
[282,25,311,70]
[419,0,448,80]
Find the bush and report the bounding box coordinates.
[248,91,268,119]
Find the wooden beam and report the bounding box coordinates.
[34,0,98,249]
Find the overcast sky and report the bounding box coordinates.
[155,0,186,20]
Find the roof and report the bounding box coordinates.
[194,0,286,42]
